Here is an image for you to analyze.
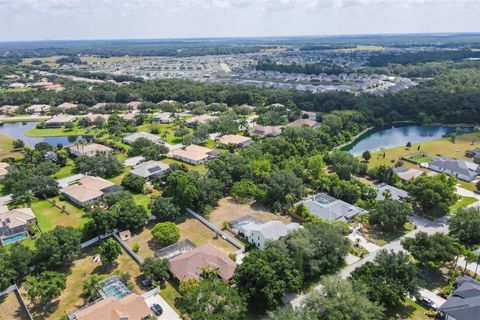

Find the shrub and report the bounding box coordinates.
[151,222,180,247]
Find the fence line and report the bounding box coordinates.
[113,233,144,265]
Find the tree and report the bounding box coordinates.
[13,139,25,149]
[141,257,170,282]
[35,226,81,270]
[271,222,349,279]
[406,173,457,217]
[0,249,15,290]
[74,153,123,178]
[150,196,180,221]
[111,199,148,233]
[99,239,122,266]
[82,274,100,302]
[306,155,325,180]
[179,280,247,320]
[270,276,384,320]
[449,207,480,247]
[9,243,33,278]
[10,192,37,208]
[368,199,412,232]
[267,306,316,320]
[121,174,145,193]
[329,150,359,180]
[233,247,303,310]
[362,150,371,162]
[25,271,66,306]
[401,232,461,269]
[231,179,260,203]
[163,170,198,210]
[151,222,180,247]
[258,170,304,211]
[351,250,418,307]
[86,207,117,235]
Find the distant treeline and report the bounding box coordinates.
[299,45,356,51]
[256,61,353,75]
[368,50,480,66]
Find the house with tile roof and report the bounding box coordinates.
[68,143,113,157]
[71,294,151,320]
[61,176,119,207]
[171,144,219,165]
[0,206,36,240]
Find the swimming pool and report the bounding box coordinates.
[99,276,131,299]
[1,232,29,246]
[103,286,129,299]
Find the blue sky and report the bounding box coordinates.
[1,0,479,41]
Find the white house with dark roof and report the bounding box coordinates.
[295,193,365,222]
[130,160,169,179]
[123,132,165,145]
[428,157,480,182]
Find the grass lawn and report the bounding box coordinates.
[457,179,477,192]
[364,133,479,170]
[0,292,30,320]
[32,198,88,233]
[362,222,415,247]
[162,158,207,174]
[21,243,144,320]
[0,134,23,159]
[53,160,75,179]
[159,281,181,312]
[451,196,478,210]
[133,193,154,213]
[386,298,431,320]
[137,123,187,145]
[24,125,103,137]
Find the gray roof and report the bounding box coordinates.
[375,183,409,201]
[296,193,365,221]
[439,276,480,320]
[123,132,165,145]
[429,157,478,179]
[249,221,301,241]
[130,160,169,178]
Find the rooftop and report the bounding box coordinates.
[375,183,409,201]
[130,160,169,178]
[68,143,113,156]
[439,276,480,320]
[73,294,150,320]
[296,193,365,221]
[0,207,36,231]
[218,134,252,145]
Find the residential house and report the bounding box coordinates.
[248,125,283,138]
[151,112,175,124]
[130,160,170,179]
[121,113,136,122]
[240,220,301,250]
[0,105,19,115]
[43,114,75,127]
[428,157,480,182]
[217,134,253,148]
[86,113,109,123]
[0,162,10,179]
[61,176,119,207]
[185,114,218,126]
[25,104,50,114]
[169,244,236,282]
[8,82,25,89]
[295,193,366,222]
[71,294,151,320]
[394,167,436,182]
[123,132,165,145]
[287,118,318,128]
[438,276,480,320]
[68,143,113,157]
[171,144,219,165]
[57,102,78,111]
[375,183,409,201]
[0,206,36,240]
[127,101,142,111]
[302,111,317,121]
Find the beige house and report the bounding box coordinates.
[61,176,119,207]
[287,118,318,128]
[152,112,175,124]
[68,143,113,157]
[186,114,218,126]
[0,162,10,179]
[172,144,219,165]
[25,104,50,114]
[44,114,75,127]
[217,134,253,148]
[0,105,19,115]
[72,294,151,320]
[127,101,142,110]
[86,113,110,123]
[248,125,283,138]
[8,82,25,89]
[0,206,36,240]
[57,102,78,111]
[169,244,236,282]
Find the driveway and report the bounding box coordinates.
[418,288,446,308]
[348,228,381,253]
[455,186,480,200]
[144,294,181,320]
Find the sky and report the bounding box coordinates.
[0,0,479,41]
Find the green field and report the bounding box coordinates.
[25,125,103,137]
[0,134,23,159]
[32,198,88,233]
[451,196,478,210]
[403,153,432,164]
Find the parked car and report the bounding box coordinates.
[151,303,163,316]
[418,296,439,310]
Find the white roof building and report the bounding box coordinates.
[246,221,301,250]
[130,160,170,179]
[122,132,165,145]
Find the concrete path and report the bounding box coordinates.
[348,228,381,253]
[455,186,480,200]
[419,288,446,307]
[144,294,181,320]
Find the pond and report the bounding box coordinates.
[0,122,86,147]
[345,125,464,155]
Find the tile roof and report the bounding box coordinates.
[68,143,113,156]
[0,207,35,229]
[74,294,151,320]
[169,244,236,282]
[218,134,252,145]
[131,160,169,178]
[61,176,115,203]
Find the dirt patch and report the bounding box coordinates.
[0,292,29,320]
[209,197,291,228]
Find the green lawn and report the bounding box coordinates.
[137,122,189,145]
[25,125,103,137]
[162,158,208,174]
[0,133,23,159]
[457,179,477,192]
[386,298,431,320]
[32,198,88,233]
[53,160,75,179]
[451,196,478,210]
[159,281,181,311]
[364,133,479,170]
[133,193,152,212]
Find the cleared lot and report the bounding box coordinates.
[0,292,29,320]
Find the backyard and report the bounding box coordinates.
[32,198,89,233]
[0,134,22,159]
[20,242,144,320]
[0,292,30,320]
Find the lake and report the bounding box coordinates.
[346,125,463,155]
[0,122,86,147]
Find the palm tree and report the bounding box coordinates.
[11,192,37,208]
[81,274,100,302]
